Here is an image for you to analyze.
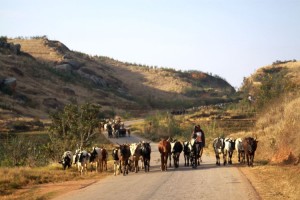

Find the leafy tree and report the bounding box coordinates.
[48,103,102,158]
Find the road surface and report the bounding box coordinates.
[54,122,259,200]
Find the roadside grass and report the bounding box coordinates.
[0,161,115,200]
[0,130,115,199]
[238,164,300,200]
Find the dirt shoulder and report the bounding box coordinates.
[238,164,300,200]
[2,177,106,200]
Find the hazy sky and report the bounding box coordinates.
[1,0,300,88]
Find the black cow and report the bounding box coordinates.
[141,142,151,172]
[183,141,191,166]
[59,151,73,170]
[170,140,183,168]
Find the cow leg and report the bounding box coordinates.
[216,154,220,165]
[229,151,233,164]
[122,161,126,176]
[169,153,172,167]
[223,150,227,166]
[134,158,138,173]
[160,154,164,171]
[113,162,116,176]
[246,154,250,166]
[165,155,168,171]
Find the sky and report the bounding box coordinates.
[1,0,300,88]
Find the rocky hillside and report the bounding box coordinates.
[0,36,235,121]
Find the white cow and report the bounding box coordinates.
[224,138,235,165]
[74,149,90,175]
[129,143,143,173]
[235,138,245,163]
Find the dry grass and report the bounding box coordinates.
[253,94,300,164]
[226,93,300,200]
[239,165,300,200]
[0,161,116,200]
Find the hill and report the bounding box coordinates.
[235,60,300,164]
[0,36,235,123]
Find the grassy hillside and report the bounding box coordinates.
[0,36,235,124]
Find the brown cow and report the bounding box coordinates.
[101,148,108,171]
[118,144,131,175]
[158,138,171,171]
[242,137,258,167]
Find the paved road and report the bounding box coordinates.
[54,122,259,200]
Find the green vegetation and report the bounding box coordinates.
[48,103,103,159]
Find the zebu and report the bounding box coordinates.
[101,148,108,171]
[74,149,90,175]
[158,138,171,171]
[106,123,113,138]
[90,147,103,172]
[224,138,235,165]
[112,123,120,138]
[130,143,143,173]
[59,151,73,170]
[243,137,258,167]
[190,138,202,168]
[213,137,225,166]
[183,141,192,166]
[118,144,131,176]
[112,148,121,176]
[170,139,183,168]
[141,142,151,172]
[235,138,245,163]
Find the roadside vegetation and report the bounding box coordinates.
[0,102,115,199]
[1,36,299,199]
[132,61,300,200]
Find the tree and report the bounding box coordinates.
[48,103,102,159]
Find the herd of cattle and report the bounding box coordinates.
[103,122,130,138]
[59,136,258,175]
